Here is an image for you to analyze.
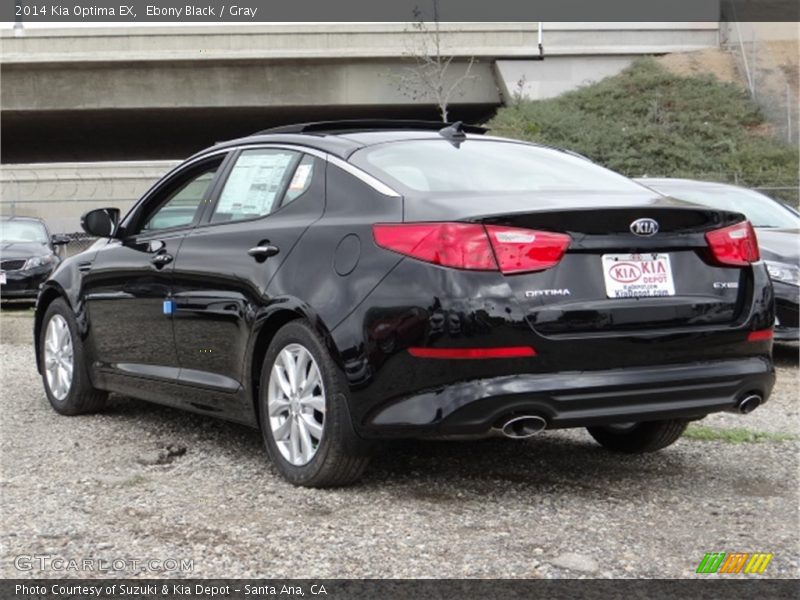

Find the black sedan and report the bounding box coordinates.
[34,121,775,487]
[637,178,799,342]
[1,216,68,301]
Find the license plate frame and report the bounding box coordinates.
[602,253,675,298]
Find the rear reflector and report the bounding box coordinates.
[705,221,760,266]
[408,346,537,359]
[373,223,570,274]
[747,328,773,342]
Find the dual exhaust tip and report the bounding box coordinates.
[497,393,762,438]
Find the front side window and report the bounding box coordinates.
[351,139,645,194]
[142,162,220,232]
[211,149,301,224]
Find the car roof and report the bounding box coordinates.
[191,120,500,161]
[0,216,46,224]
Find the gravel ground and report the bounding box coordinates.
[1,306,798,579]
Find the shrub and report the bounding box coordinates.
[487,58,799,202]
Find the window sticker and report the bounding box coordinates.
[215,151,295,219]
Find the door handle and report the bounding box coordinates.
[151,253,173,267]
[247,245,280,259]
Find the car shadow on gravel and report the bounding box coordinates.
[103,395,265,456]
[0,301,35,311]
[364,436,695,494]
[774,343,799,367]
[99,394,712,496]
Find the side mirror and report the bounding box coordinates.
[51,234,70,246]
[81,208,120,238]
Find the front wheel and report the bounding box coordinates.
[258,320,371,487]
[40,298,107,415]
[587,419,688,453]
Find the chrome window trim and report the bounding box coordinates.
[326,155,402,198]
[227,144,401,198]
[136,143,402,214]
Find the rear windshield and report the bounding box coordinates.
[350,139,644,194]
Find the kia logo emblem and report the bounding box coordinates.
[630,218,659,236]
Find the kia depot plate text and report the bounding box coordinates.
[602,253,675,298]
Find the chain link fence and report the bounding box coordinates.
[61,232,99,257]
[726,24,798,147]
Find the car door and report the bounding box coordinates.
[170,147,325,405]
[83,154,227,383]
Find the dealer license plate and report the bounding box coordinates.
[602,253,675,298]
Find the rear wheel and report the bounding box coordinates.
[40,298,107,415]
[258,320,371,487]
[587,419,688,453]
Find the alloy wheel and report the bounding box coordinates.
[267,343,326,466]
[44,314,74,401]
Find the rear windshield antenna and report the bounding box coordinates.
[439,121,467,147]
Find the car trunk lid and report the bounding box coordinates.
[405,191,750,335]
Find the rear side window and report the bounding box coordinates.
[211,149,301,224]
[351,140,644,194]
[282,154,316,206]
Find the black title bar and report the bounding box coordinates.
[4,0,800,23]
[3,579,799,600]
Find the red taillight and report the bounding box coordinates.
[486,225,571,273]
[747,328,773,342]
[705,221,760,266]
[408,346,536,359]
[372,223,497,270]
[373,223,570,274]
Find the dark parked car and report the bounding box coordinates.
[1,216,68,300]
[34,121,776,487]
[637,178,799,342]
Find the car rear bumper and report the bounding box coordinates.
[362,357,775,437]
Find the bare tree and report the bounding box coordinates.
[393,1,476,122]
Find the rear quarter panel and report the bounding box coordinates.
[265,162,405,368]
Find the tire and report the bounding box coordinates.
[40,298,107,415]
[258,320,371,487]
[587,419,688,453]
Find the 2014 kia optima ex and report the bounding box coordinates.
[34,121,776,487]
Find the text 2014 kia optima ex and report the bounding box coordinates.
[34,121,775,486]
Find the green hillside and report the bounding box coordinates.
[487,57,799,203]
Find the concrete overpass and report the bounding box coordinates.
[1,23,721,230]
[1,23,719,162]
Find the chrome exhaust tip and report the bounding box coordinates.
[738,394,762,414]
[500,415,547,439]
